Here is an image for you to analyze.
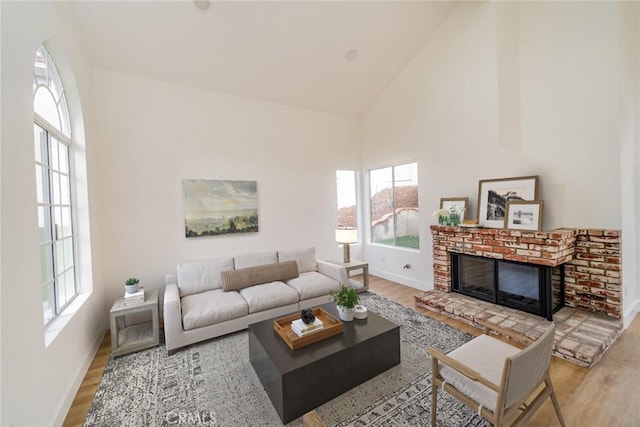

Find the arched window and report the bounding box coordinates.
[34,46,77,325]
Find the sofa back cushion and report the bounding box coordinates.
[278,247,317,273]
[221,261,299,292]
[234,251,278,269]
[176,257,234,297]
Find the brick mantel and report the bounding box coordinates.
[431,226,576,266]
[430,226,622,319]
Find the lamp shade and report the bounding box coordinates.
[335,227,357,244]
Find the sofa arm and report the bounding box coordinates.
[163,282,183,352]
[317,260,348,284]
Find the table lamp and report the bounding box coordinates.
[335,227,357,263]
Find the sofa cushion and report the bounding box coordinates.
[234,251,278,269]
[278,247,317,273]
[239,281,300,314]
[286,271,340,300]
[181,289,248,331]
[221,261,299,292]
[176,257,235,297]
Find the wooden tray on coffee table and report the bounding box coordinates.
[273,307,343,350]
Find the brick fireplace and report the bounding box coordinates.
[430,226,622,319]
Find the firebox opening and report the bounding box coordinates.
[451,253,563,320]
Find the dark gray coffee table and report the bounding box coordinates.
[248,303,400,424]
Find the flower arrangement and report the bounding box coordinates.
[448,207,461,226]
[434,205,465,226]
[433,209,450,225]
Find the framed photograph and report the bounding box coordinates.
[477,176,538,228]
[439,197,469,220]
[504,200,544,231]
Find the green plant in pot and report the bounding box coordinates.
[330,284,359,321]
[124,277,140,294]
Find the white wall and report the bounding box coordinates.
[618,2,640,326]
[1,2,105,426]
[362,2,504,289]
[360,0,638,322]
[92,70,361,311]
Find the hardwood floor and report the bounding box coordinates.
[369,275,640,427]
[62,334,111,427]
[64,276,640,426]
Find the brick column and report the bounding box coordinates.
[564,230,622,318]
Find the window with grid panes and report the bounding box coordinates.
[33,46,77,325]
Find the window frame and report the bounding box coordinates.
[369,161,419,249]
[33,46,78,326]
[336,169,359,238]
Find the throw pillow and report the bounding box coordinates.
[221,260,299,292]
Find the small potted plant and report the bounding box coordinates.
[124,277,140,294]
[330,284,359,321]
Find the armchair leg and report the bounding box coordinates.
[546,376,565,427]
[431,357,438,427]
[431,381,437,427]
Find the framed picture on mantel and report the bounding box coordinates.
[504,200,544,231]
[477,175,538,228]
[440,197,469,221]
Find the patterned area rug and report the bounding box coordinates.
[85,292,489,426]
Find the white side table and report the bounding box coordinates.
[109,289,159,357]
[328,259,369,293]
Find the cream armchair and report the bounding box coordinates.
[427,324,565,427]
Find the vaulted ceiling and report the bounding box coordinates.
[73,1,459,117]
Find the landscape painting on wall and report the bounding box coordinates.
[183,179,258,238]
[477,176,538,228]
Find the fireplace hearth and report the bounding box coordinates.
[451,253,563,320]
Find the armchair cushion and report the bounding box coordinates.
[439,334,520,412]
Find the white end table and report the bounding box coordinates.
[328,259,369,293]
[109,289,159,357]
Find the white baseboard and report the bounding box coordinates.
[623,299,640,329]
[368,267,431,291]
[53,324,107,427]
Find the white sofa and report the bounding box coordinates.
[163,247,347,354]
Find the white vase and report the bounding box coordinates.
[354,305,368,319]
[125,283,139,294]
[338,306,354,321]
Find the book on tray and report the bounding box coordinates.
[124,288,144,306]
[291,318,323,337]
